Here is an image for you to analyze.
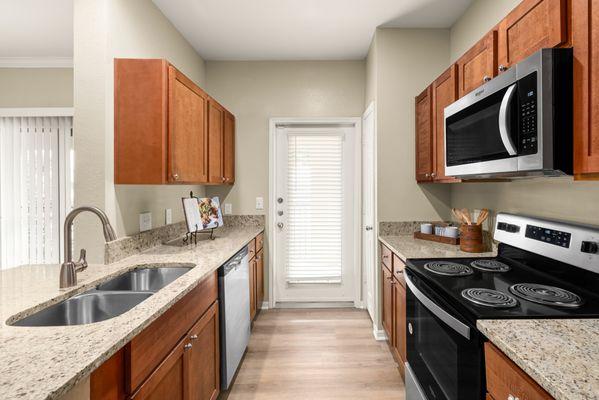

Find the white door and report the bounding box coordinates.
[362,104,376,320]
[274,125,356,303]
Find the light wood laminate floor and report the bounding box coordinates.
[223,308,405,400]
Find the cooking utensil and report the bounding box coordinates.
[461,208,472,225]
[477,209,489,225]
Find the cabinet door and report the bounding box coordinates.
[131,336,189,400]
[381,265,393,341]
[249,257,257,320]
[456,31,497,97]
[415,86,434,182]
[188,302,220,400]
[255,249,264,311]
[393,278,407,379]
[208,101,224,184]
[573,0,599,178]
[168,66,208,184]
[498,0,567,71]
[432,65,459,182]
[223,111,235,184]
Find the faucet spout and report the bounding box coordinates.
[59,206,116,288]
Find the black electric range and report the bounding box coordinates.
[403,213,599,400]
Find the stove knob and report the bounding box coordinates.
[581,241,599,254]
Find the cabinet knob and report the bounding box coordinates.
[184,343,193,350]
[190,334,198,340]
[431,172,436,178]
[172,173,179,180]
[222,176,226,182]
[483,75,492,83]
[425,173,431,178]
[499,64,509,72]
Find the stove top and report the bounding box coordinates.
[406,247,599,322]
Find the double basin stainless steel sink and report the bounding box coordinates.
[11,265,193,327]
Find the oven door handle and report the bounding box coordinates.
[498,83,518,156]
[405,273,471,340]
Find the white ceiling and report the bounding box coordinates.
[153,0,473,61]
[0,0,73,61]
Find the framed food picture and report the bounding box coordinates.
[198,197,224,229]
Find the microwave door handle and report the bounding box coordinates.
[499,83,518,156]
[404,273,471,340]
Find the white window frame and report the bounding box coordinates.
[269,117,362,308]
[0,107,74,268]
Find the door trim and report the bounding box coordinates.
[268,117,362,309]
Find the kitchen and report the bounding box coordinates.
[0,0,598,400]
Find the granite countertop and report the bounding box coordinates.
[478,319,599,400]
[0,226,263,400]
[379,234,496,261]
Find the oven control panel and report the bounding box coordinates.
[525,225,571,248]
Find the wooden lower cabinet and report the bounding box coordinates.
[130,336,188,400]
[255,249,264,312]
[188,302,220,400]
[381,264,394,340]
[91,274,220,400]
[485,342,554,400]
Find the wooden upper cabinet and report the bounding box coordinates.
[114,58,235,185]
[498,0,568,72]
[415,86,434,182]
[168,66,208,184]
[223,111,235,184]
[432,65,460,183]
[573,0,599,179]
[456,31,498,97]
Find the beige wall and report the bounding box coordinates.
[364,35,378,108]
[0,68,73,107]
[204,60,366,216]
[74,0,206,262]
[448,0,599,226]
[449,0,520,62]
[373,28,452,223]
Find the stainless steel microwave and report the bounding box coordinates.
[444,48,573,179]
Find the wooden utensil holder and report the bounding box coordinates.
[459,223,485,253]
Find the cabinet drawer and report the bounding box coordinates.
[393,254,406,286]
[485,342,554,400]
[256,232,264,252]
[248,238,256,260]
[381,244,392,270]
[128,272,218,393]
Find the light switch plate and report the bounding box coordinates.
[255,197,264,210]
[165,208,172,225]
[224,203,233,215]
[139,212,152,232]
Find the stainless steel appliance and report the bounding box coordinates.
[405,213,599,400]
[218,246,251,390]
[444,48,572,179]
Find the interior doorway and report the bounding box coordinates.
[269,118,361,307]
[362,102,377,322]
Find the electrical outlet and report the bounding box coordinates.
[255,197,264,210]
[165,208,172,225]
[139,212,152,232]
[224,203,233,215]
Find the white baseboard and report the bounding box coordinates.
[372,323,387,341]
[275,301,355,309]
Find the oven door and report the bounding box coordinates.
[405,271,484,400]
[444,69,520,178]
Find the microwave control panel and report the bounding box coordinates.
[518,72,538,155]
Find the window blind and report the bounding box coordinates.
[286,132,344,284]
[0,116,70,269]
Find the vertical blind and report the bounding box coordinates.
[0,116,71,269]
[286,132,344,283]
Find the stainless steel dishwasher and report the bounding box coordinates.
[218,245,251,390]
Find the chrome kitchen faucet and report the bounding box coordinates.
[59,206,117,289]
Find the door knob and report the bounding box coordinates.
[277,222,284,229]
[277,197,284,204]
[365,226,373,231]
